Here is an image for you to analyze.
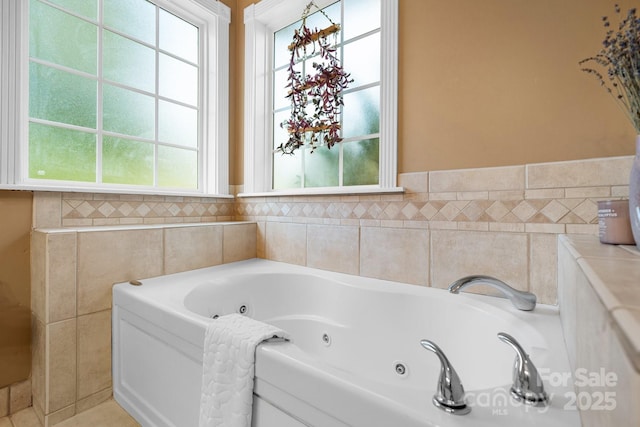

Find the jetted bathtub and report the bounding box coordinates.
[112,259,580,427]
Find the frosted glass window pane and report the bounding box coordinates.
[103,84,155,138]
[29,123,96,181]
[158,101,198,147]
[160,9,198,64]
[343,33,380,88]
[342,86,380,138]
[343,0,380,40]
[274,21,299,68]
[104,0,156,45]
[45,0,97,20]
[158,146,197,188]
[343,138,379,186]
[29,63,96,129]
[159,54,198,106]
[273,110,291,150]
[273,68,292,111]
[304,146,338,187]
[103,30,155,93]
[273,152,302,189]
[30,0,97,74]
[103,137,153,185]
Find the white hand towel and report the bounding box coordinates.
[199,313,287,427]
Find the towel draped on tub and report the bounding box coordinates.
[199,313,288,427]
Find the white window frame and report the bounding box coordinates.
[242,0,400,196]
[0,0,231,197]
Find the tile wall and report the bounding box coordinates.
[30,222,256,427]
[237,155,633,305]
[558,235,639,426]
[0,380,32,419]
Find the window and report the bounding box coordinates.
[243,0,399,196]
[0,0,230,196]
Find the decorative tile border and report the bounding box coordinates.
[235,195,605,233]
[58,193,234,228]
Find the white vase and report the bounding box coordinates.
[629,135,640,249]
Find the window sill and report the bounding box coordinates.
[237,185,405,198]
[0,183,234,199]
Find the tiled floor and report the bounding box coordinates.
[0,400,139,427]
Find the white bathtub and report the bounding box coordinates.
[112,259,580,427]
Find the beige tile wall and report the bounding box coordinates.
[558,235,640,426]
[30,222,256,427]
[237,155,634,305]
[361,227,429,285]
[307,224,359,275]
[0,380,32,418]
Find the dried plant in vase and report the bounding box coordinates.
[579,5,640,132]
[580,5,640,249]
[278,2,353,155]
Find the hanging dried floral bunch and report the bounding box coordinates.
[579,5,640,132]
[277,2,353,155]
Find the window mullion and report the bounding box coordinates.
[15,0,29,185]
[379,0,398,189]
[96,0,104,184]
[299,56,306,189]
[338,0,345,188]
[154,4,160,188]
[338,142,344,187]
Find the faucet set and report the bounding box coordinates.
[420,276,547,415]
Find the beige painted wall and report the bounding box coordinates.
[231,0,638,183]
[0,191,32,388]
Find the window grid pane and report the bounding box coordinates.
[29,0,201,189]
[103,0,156,45]
[29,0,98,75]
[103,29,156,93]
[45,0,98,21]
[102,136,154,185]
[29,61,97,129]
[29,122,97,182]
[343,138,379,186]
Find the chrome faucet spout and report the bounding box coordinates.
[448,275,537,311]
[420,340,471,415]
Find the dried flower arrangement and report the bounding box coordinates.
[277,2,353,155]
[579,5,640,133]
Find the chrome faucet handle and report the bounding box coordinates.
[497,332,549,406]
[448,275,537,311]
[420,340,471,415]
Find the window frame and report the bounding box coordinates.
[242,0,400,197]
[0,0,231,197]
